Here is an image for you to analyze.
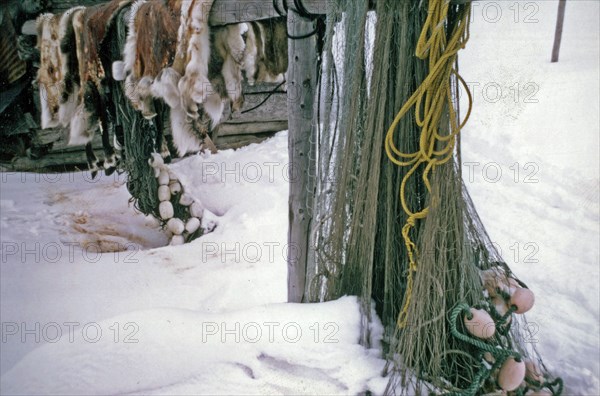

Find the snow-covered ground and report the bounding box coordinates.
[0,135,387,394]
[1,0,598,394]
[460,1,599,394]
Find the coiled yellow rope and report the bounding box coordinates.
[384,0,473,328]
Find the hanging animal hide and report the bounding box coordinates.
[243,17,288,85]
[113,0,289,157]
[36,0,131,177]
[69,0,133,174]
[114,0,220,156]
[36,9,81,129]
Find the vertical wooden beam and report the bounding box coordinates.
[551,0,567,62]
[287,9,318,303]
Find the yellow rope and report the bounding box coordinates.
[385,0,473,328]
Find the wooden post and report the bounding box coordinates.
[286,8,318,303]
[551,0,567,62]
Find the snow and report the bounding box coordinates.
[0,134,386,394]
[460,1,600,394]
[1,0,598,394]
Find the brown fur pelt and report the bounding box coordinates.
[117,0,182,119]
[68,0,132,174]
[243,17,288,85]
[114,0,216,155]
[36,1,131,177]
[210,23,247,113]
[69,0,131,142]
[36,8,81,130]
[113,1,288,157]
[114,0,253,156]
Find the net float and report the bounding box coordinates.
[148,153,164,169]
[169,181,182,195]
[464,308,496,339]
[158,170,170,185]
[190,201,204,218]
[179,193,194,206]
[167,218,185,235]
[170,235,185,246]
[185,217,201,234]
[498,357,526,391]
[158,185,171,202]
[510,288,535,314]
[159,201,174,220]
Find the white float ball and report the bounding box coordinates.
[158,170,170,185]
[185,217,201,233]
[170,235,185,246]
[179,193,194,206]
[159,201,174,219]
[190,201,204,218]
[169,181,182,195]
[148,153,164,169]
[158,185,171,202]
[167,218,185,235]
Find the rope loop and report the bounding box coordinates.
[389,0,473,328]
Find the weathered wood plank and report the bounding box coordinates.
[286,9,317,303]
[221,81,287,124]
[217,120,287,137]
[49,0,102,13]
[215,132,276,150]
[210,0,328,25]
[227,93,287,124]
[21,0,329,33]
[5,147,104,172]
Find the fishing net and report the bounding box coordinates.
[109,5,161,218]
[310,0,564,394]
[107,6,203,240]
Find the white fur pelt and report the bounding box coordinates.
[216,23,247,112]
[58,89,80,130]
[177,0,215,119]
[110,1,132,83]
[244,20,287,85]
[164,0,217,156]
[67,8,98,147]
[242,22,258,86]
[120,0,157,118]
[37,13,64,129]
[169,105,203,155]
[68,104,95,146]
[37,13,59,129]
[36,8,85,130]
[57,7,85,127]
[151,67,182,109]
